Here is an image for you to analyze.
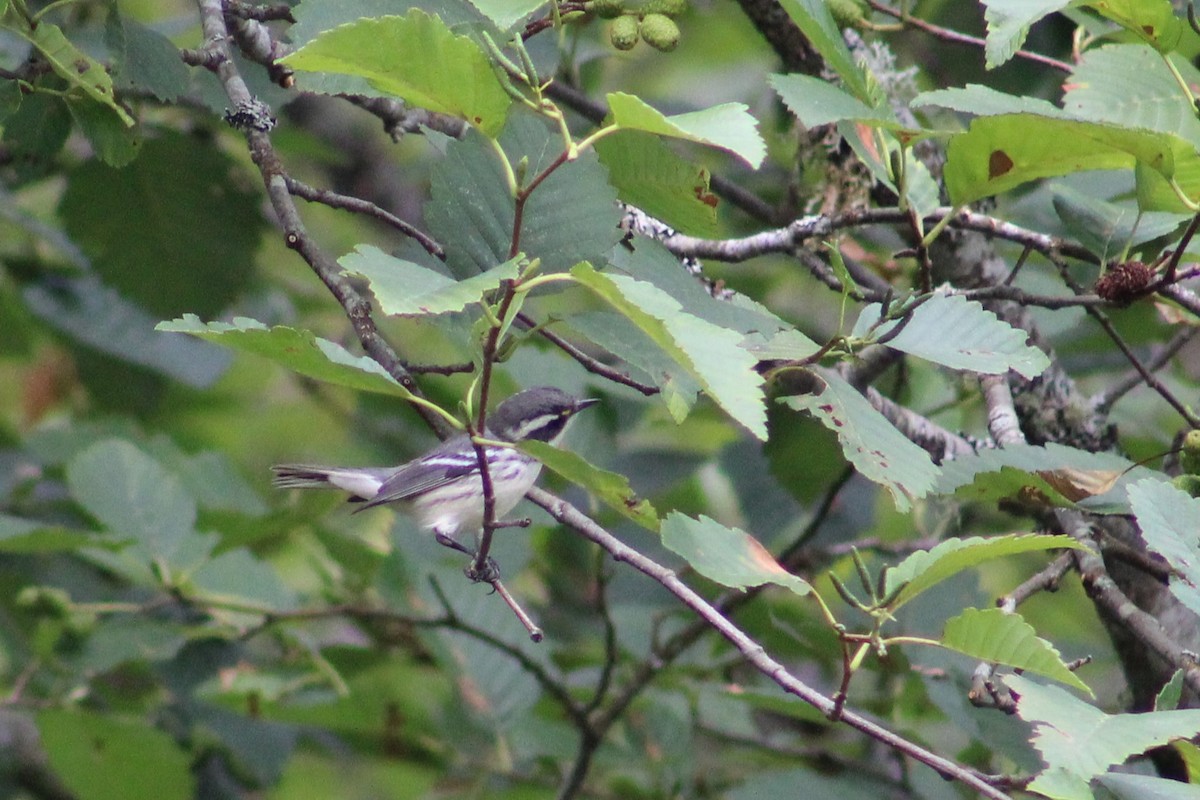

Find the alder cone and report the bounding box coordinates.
[1094,260,1154,303]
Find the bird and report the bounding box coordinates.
[272,386,598,568]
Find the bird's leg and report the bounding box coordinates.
[433,528,540,641]
[433,529,501,583]
[489,517,532,530]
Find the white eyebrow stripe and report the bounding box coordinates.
[506,413,561,440]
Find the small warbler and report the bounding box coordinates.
[272,386,598,560]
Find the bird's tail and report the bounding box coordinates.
[271,464,387,501]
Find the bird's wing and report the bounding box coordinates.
[357,442,480,510]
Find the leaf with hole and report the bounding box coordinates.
[778,369,938,511]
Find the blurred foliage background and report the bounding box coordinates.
[0,0,1199,799]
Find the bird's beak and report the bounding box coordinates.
[575,397,601,413]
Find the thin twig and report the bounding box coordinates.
[866,0,1073,73]
[284,176,445,258]
[1092,327,1198,415]
[529,487,1014,800]
[190,2,450,427]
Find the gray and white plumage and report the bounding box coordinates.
[272,387,597,544]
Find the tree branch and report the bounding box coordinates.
[528,487,1014,800]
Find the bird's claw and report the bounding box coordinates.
[465,557,501,584]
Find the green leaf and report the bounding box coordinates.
[23,276,231,388]
[1064,45,1200,149]
[66,440,199,565]
[38,709,195,800]
[912,83,1065,118]
[1099,773,1200,800]
[883,534,1085,611]
[2,92,72,183]
[107,13,191,103]
[606,92,765,169]
[661,512,811,595]
[980,0,1073,69]
[155,315,416,399]
[1083,0,1185,53]
[776,0,871,101]
[936,442,1161,513]
[189,548,299,612]
[1010,674,1200,800]
[26,21,134,126]
[778,369,938,511]
[0,514,104,553]
[1128,479,1200,619]
[769,73,895,128]
[280,10,512,136]
[852,293,1050,379]
[571,263,767,439]
[1051,183,1187,259]
[1136,138,1200,212]
[426,113,622,277]
[65,98,140,167]
[59,131,264,318]
[341,245,520,316]
[464,0,545,29]
[941,607,1091,693]
[594,132,719,237]
[944,114,1179,206]
[521,440,659,531]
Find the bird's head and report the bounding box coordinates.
[490,387,599,444]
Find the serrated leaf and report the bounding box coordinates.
[521,440,659,531]
[776,0,872,101]
[107,14,190,103]
[156,315,415,399]
[594,132,719,237]
[566,310,701,423]
[1128,479,1200,619]
[778,369,937,511]
[882,534,1085,610]
[852,293,1050,379]
[944,114,1179,206]
[571,263,766,439]
[66,440,199,566]
[26,21,134,126]
[936,442,1160,513]
[769,73,896,129]
[942,607,1091,693]
[280,10,512,136]
[465,0,544,29]
[1010,674,1200,800]
[607,93,765,169]
[1064,45,1200,149]
[661,512,810,595]
[426,113,622,277]
[341,245,520,316]
[912,83,1065,118]
[980,0,1073,69]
